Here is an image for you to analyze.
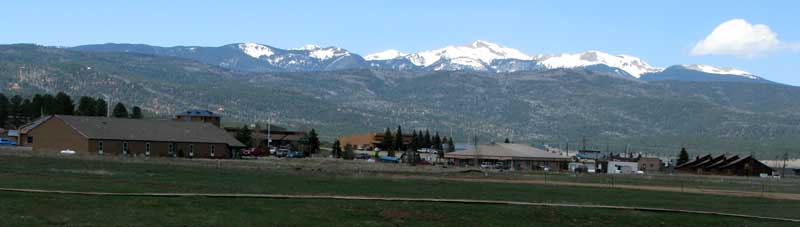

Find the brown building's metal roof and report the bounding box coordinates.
[446,143,570,161]
[54,115,245,147]
[18,115,53,134]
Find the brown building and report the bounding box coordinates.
[224,125,307,149]
[445,143,571,171]
[676,154,773,176]
[29,115,245,158]
[175,110,221,127]
[637,157,662,172]
[14,115,52,146]
[337,132,412,150]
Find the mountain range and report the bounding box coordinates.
[72,40,774,84]
[1,42,798,157]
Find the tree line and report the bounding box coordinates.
[332,125,456,161]
[0,92,143,128]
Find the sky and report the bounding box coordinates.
[1,0,799,85]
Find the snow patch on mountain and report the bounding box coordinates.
[534,51,662,78]
[365,49,405,60]
[238,43,274,58]
[405,40,532,67]
[681,64,756,79]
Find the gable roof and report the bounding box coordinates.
[18,115,53,134]
[53,115,245,147]
[446,143,569,161]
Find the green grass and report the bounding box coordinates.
[1,155,799,226]
[0,192,794,227]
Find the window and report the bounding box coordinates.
[97,141,104,155]
[123,142,129,155]
[145,143,151,156]
[27,136,33,144]
[210,144,215,158]
[169,143,175,156]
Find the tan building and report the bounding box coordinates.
[15,115,52,146]
[29,115,245,158]
[446,143,571,171]
[637,157,662,172]
[175,110,221,127]
[337,132,412,150]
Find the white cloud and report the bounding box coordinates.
[691,19,795,57]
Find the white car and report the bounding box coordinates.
[60,149,76,155]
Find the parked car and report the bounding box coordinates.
[355,153,372,160]
[275,149,289,157]
[287,150,305,158]
[241,148,263,157]
[0,138,16,146]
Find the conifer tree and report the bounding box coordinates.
[112,103,128,118]
[394,125,404,152]
[331,140,342,158]
[76,96,97,116]
[94,98,108,117]
[53,92,74,115]
[0,94,8,127]
[381,127,393,151]
[678,147,690,165]
[130,106,143,119]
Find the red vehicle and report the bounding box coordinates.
[241,148,263,158]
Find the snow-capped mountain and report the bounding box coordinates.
[71,40,771,84]
[364,49,405,61]
[72,43,367,72]
[367,40,535,72]
[533,51,663,78]
[640,64,771,83]
[680,64,756,79]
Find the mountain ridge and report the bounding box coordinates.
[69,41,772,84]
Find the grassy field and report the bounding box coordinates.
[1,155,799,226]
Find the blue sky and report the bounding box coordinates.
[2,0,798,85]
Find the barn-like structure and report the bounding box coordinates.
[676,154,773,176]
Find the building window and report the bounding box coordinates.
[97,141,104,155]
[145,143,151,157]
[169,143,175,156]
[123,142,129,155]
[27,136,33,144]
[189,144,194,158]
[210,144,215,158]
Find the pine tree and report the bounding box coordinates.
[94,98,108,117]
[433,132,442,151]
[343,144,355,160]
[29,94,44,117]
[307,128,320,154]
[0,94,8,128]
[424,130,431,149]
[410,130,418,151]
[9,95,24,127]
[130,106,143,119]
[678,147,690,165]
[41,94,56,115]
[112,103,128,118]
[447,138,455,153]
[381,127,393,151]
[76,96,97,116]
[331,140,342,158]
[235,124,253,148]
[54,92,74,115]
[394,126,404,152]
